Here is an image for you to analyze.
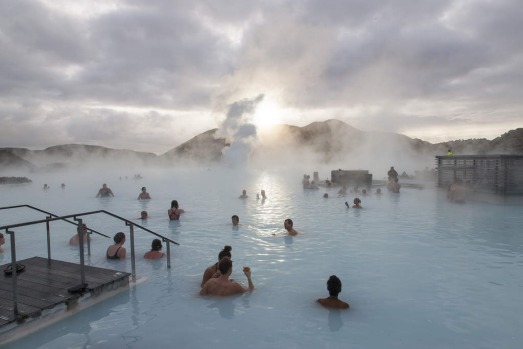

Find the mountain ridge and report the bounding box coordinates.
[1,119,521,172]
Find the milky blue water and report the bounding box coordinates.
[1,166,522,349]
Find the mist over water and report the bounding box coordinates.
[1,162,523,349]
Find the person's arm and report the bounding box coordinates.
[199,282,209,296]
[243,268,254,291]
[96,190,101,198]
[109,189,114,197]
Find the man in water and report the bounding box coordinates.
[138,187,151,200]
[239,189,248,199]
[69,224,90,246]
[388,166,398,181]
[231,215,239,226]
[96,183,114,197]
[317,275,350,309]
[284,218,299,236]
[199,259,254,296]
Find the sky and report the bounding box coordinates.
[1,0,522,155]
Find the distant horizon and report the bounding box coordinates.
[1,119,520,156]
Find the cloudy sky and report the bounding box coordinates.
[1,0,521,154]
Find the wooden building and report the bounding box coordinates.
[436,155,523,195]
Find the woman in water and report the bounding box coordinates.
[144,239,165,259]
[168,200,185,220]
[201,245,232,287]
[106,232,126,259]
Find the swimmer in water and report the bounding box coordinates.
[284,218,299,236]
[96,183,114,197]
[352,198,362,209]
[317,275,350,309]
[138,187,151,200]
[140,211,148,220]
[231,215,239,226]
[69,224,90,246]
[199,259,254,296]
[168,200,185,220]
[144,239,165,260]
[106,232,126,259]
[201,245,232,287]
[239,189,248,199]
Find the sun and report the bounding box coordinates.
[251,100,285,131]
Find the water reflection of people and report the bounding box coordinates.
[317,275,350,309]
[201,246,232,287]
[96,183,114,197]
[69,224,90,246]
[138,187,151,200]
[168,200,185,220]
[144,239,165,259]
[106,232,126,259]
[199,259,254,296]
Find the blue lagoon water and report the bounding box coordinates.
[1,166,522,349]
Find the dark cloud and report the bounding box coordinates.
[0,0,521,152]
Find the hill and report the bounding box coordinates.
[0,120,521,173]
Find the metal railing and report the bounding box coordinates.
[0,206,179,318]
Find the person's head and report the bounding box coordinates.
[114,232,125,244]
[171,200,179,209]
[323,193,328,198]
[231,215,239,225]
[218,258,233,275]
[141,211,148,219]
[376,188,382,194]
[142,187,146,192]
[261,190,266,197]
[218,245,232,260]
[362,189,367,194]
[151,239,162,251]
[284,218,293,230]
[390,166,394,170]
[242,189,246,195]
[327,275,342,297]
[353,198,361,205]
[103,183,107,188]
[80,224,87,235]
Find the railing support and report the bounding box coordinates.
[127,222,137,282]
[74,218,86,286]
[46,216,52,262]
[7,229,19,317]
[165,240,171,268]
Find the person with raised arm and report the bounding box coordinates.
[168,200,185,220]
[200,259,254,296]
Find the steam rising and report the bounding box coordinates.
[217,94,265,167]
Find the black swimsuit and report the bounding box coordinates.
[107,246,121,260]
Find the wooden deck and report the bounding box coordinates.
[0,256,130,340]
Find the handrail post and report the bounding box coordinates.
[74,218,86,285]
[7,229,19,317]
[46,215,52,262]
[165,240,171,268]
[127,222,137,282]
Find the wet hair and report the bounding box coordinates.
[151,239,162,251]
[218,245,232,260]
[231,215,239,222]
[171,200,179,209]
[327,275,342,297]
[141,210,148,218]
[142,187,146,191]
[114,232,125,244]
[218,258,232,275]
[285,218,293,227]
[353,198,361,204]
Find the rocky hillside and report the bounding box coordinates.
[1,121,521,172]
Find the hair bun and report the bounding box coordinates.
[223,245,232,252]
